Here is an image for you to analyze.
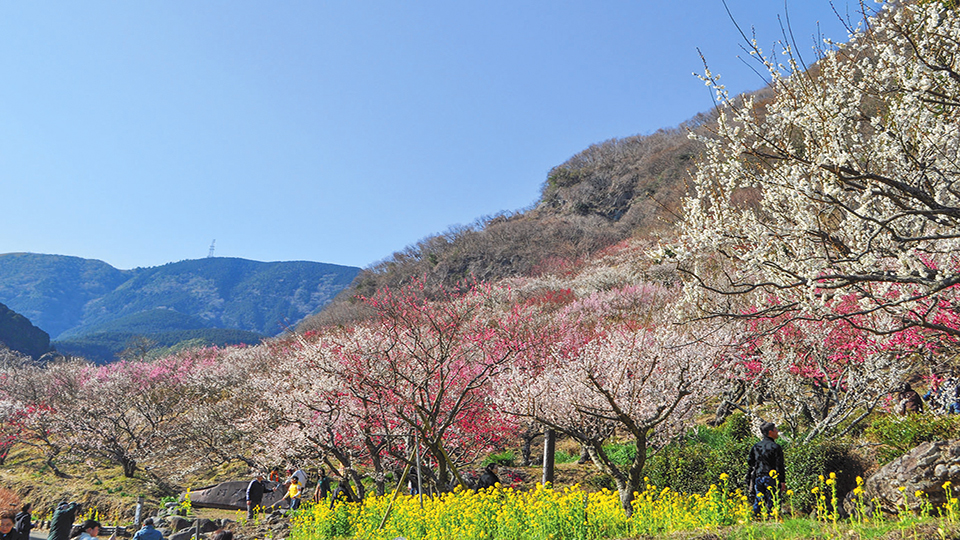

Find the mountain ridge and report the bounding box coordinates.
[0,252,361,344]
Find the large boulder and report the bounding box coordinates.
[188,481,286,510]
[168,531,193,540]
[844,439,960,516]
[167,516,191,532]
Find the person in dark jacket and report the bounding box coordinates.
[1,511,21,540]
[329,467,357,508]
[245,473,274,520]
[48,502,80,540]
[14,504,31,539]
[476,463,501,490]
[313,468,331,503]
[746,421,786,517]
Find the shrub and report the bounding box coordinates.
[553,449,579,465]
[483,450,516,467]
[865,413,960,464]
[642,417,865,514]
[783,439,866,514]
[601,442,636,467]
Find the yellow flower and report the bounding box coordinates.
[829,472,836,479]
[944,481,952,489]
[826,479,835,486]
[786,490,794,496]
[719,473,729,481]
[812,487,820,494]
[898,486,906,492]
[915,490,924,498]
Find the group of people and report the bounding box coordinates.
[5,500,239,540]
[0,503,35,540]
[244,460,505,519]
[897,376,960,415]
[245,465,350,519]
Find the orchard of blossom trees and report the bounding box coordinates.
[1,0,959,519]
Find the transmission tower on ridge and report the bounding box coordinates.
[208,239,216,258]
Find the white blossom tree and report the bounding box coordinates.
[678,0,960,340]
[497,290,733,517]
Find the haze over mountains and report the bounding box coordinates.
[0,253,360,362]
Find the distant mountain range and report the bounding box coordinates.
[0,253,360,362]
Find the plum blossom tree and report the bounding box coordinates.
[248,334,392,499]
[1,359,84,477]
[678,0,960,340]
[327,281,524,491]
[735,297,914,443]
[498,287,734,516]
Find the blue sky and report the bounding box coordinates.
[0,1,865,270]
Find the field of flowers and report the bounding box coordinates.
[287,477,750,540]
[284,475,960,540]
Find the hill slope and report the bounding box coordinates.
[300,113,715,330]
[0,301,51,359]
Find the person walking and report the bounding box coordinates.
[14,504,31,540]
[746,421,786,517]
[245,473,274,520]
[47,502,80,540]
[313,468,331,503]
[284,477,303,511]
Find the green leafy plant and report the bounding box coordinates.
[865,414,960,464]
[483,450,515,467]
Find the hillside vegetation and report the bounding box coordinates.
[0,302,51,359]
[300,114,714,331]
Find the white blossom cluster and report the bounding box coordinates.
[680,0,960,334]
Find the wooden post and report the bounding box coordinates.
[377,447,418,531]
[133,496,144,528]
[542,429,556,486]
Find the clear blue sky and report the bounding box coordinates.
[0,1,865,270]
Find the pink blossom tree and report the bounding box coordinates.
[735,298,915,443]
[327,281,525,491]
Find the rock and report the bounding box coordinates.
[169,531,194,540]
[196,519,219,534]
[844,438,960,516]
[168,517,191,532]
[188,481,285,510]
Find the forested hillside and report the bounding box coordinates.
[0,302,51,359]
[0,253,359,362]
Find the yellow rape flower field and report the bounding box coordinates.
[290,482,736,540]
[283,476,960,540]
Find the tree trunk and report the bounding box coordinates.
[521,426,540,466]
[121,456,137,478]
